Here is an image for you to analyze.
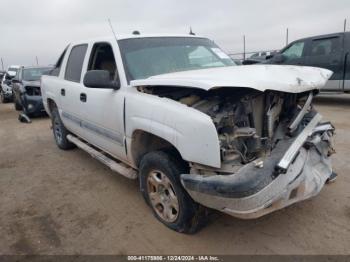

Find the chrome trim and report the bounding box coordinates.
[288,92,313,132]
[67,135,137,179]
[278,113,322,171]
[313,123,334,133]
[62,111,124,145]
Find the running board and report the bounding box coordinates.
[67,135,137,179]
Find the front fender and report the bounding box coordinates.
[125,92,221,168]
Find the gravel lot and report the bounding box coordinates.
[0,94,349,255]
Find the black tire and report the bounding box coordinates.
[14,98,23,111]
[51,107,75,150]
[139,151,207,234]
[0,91,7,103]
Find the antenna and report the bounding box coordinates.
[108,18,118,42]
[189,26,195,35]
[344,18,347,32]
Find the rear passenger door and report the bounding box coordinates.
[60,44,89,136]
[304,35,343,91]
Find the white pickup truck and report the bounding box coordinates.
[41,34,336,233]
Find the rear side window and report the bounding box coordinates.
[65,44,88,82]
[310,37,340,56]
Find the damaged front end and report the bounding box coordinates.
[21,85,45,115]
[176,89,335,218]
[132,64,335,219]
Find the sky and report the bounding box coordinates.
[0,0,349,69]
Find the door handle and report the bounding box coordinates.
[80,93,87,102]
[61,88,65,96]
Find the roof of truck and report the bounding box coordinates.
[69,34,207,45]
[285,32,348,45]
[21,65,53,69]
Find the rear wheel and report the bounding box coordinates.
[51,107,75,150]
[139,151,207,234]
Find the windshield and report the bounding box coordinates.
[23,67,51,81]
[118,37,235,81]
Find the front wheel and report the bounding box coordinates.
[51,108,75,150]
[139,151,207,234]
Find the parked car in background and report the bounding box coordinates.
[0,65,20,103]
[265,32,350,92]
[243,51,277,65]
[0,71,5,93]
[0,71,5,85]
[41,35,335,233]
[12,66,51,116]
[231,58,242,65]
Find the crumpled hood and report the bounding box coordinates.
[130,64,333,93]
[23,80,40,87]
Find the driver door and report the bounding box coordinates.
[80,41,127,162]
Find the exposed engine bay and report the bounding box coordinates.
[137,86,328,172]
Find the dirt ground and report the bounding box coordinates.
[0,94,349,255]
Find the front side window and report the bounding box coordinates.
[88,42,117,80]
[23,67,52,81]
[65,44,88,82]
[118,37,235,81]
[310,37,340,56]
[282,41,305,60]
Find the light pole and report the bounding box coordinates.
[243,35,246,60]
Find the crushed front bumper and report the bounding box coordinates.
[181,114,335,219]
[21,95,45,115]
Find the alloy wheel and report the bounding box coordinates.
[147,170,179,223]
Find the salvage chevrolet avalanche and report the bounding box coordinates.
[41,35,336,233]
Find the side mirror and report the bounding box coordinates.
[83,70,119,89]
[273,54,285,63]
